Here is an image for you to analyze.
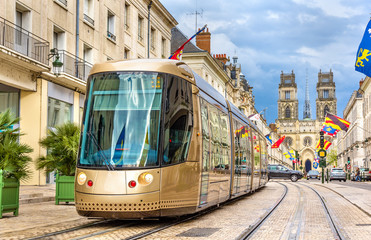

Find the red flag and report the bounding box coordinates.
[271,136,285,149]
[169,25,207,60]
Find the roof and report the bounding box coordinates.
[170,27,206,54]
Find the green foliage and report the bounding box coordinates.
[326,149,338,167]
[0,109,33,180]
[37,122,80,176]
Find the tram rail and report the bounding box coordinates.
[299,183,346,240]
[237,182,288,239]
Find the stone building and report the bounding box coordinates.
[335,89,365,171]
[275,70,337,172]
[0,0,177,185]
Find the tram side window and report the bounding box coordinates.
[219,112,230,170]
[163,76,193,165]
[200,98,210,171]
[209,105,221,171]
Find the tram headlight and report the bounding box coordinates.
[138,172,154,185]
[77,172,87,185]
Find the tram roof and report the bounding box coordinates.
[89,59,194,82]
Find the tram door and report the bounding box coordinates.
[251,130,261,190]
[199,99,210,206]
[233,119,242,195]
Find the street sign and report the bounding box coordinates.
[313,161,318,169]
[347,164,351,170]
[318,149,326,158]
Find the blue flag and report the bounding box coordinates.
[355,19,371,77]
[265,133,272,144]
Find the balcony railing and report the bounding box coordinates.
[107,31,116,42]
[52,50,92,82]
[0,16,49,65]
[83,14,94,26]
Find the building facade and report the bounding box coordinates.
[336,90,365,171]
[276,70,337,172]
[0,0,177,185]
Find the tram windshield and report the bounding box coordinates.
[78,72,163,168]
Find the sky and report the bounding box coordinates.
[160,0,370,124]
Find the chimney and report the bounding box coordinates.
[214,53,229,64]
[196,27,211,53]
[360,78,364,88]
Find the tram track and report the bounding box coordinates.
[237,182,288,239]
[299,183,346,240]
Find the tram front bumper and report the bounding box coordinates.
[75,190,160,219]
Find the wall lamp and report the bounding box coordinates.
[48,48,63,76]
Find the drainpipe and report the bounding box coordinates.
[76,0,80,77]
[147,1,153,58]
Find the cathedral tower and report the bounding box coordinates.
[278,70,298,120]
[316,69,337,121]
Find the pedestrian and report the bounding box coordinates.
[355,167,361,181]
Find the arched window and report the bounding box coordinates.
[324,105,330,117]
[285,106,291,118]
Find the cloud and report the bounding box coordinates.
[291,0,364,18]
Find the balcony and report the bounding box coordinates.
[107,31,116,42]
[51,50,92,82]
[83,14,94,26]
[0,16,49,65]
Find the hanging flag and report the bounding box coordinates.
[265,133,272,144]
[248,113,260,121]
[316,139,332,150]
[321,124,339,136]
[326,113,350,131]
[169,24,207,60]
[283,150,295,160]
[272,136,285,148]
[355,19,371,77]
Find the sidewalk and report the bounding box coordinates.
[19,184,56,204]
[313,181,371,216]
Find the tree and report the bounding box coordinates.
[0,109,33,180]
[37,122,80,176]
[326,149,338,167]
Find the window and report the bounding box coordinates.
[284,136,293,147]
[83,45,92,63]
[303,137,312,147]
[161,37,166,58]
[322,78,329,83]
[163,76,193,165]
[48,97,72,128]
[284,79,291,84]
[285,91,290,100]
[285,106,291,118]
[124,48,130,59]
[0,84,19,118]
[53,26,65,50]
[84,0,94,26]
[138,15,144,42]
[323,89,329,98]
[324,105,330,117]
[124,3,130,30]
[107,11,116,41]
[15,4,30,48]
[150,27,156,51]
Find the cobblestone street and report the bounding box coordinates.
[1,180,370,239]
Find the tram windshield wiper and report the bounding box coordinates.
[86,132,115,171]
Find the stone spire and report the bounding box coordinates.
[303,71,311,119]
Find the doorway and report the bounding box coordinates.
[305,159,312,173]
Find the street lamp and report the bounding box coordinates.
[48,48,63,76]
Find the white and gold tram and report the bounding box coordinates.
[75,59,268,219]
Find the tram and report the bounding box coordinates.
[75,59,268,219]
